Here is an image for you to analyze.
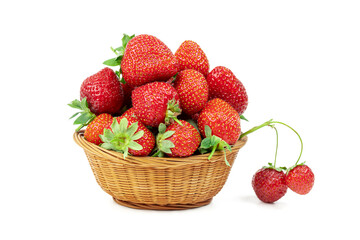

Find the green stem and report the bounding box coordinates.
[272,121,303,166]
[208,143,218,160]
[273,126,279,168]
[151,150,161,157]
[239,119,273,139]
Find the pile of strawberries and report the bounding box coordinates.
[69,34,314,204]
[69,34,248,163]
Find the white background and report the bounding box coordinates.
[1,0,359,239]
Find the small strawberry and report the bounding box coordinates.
[84,113,113,145]
[207,66,248,115]
[175,40,210,77]
[121,34,179,87]
[174,69,209,115]
[286,164,315,195]
[198,98,241,145]
[80,67,124,115]
[153,121,201,158]
[100,116,155,157]
[252,165,288,203]
[132,81,181,127]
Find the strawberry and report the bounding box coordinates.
[286,164,315,195]
[198,98,241,145]
[121,34,179,87]
[153,121,201,157]
[84,113,113,145]
[207,66,248,115]
[174,69,209,115]
[100,116,155,157]
[132,81,181,127]
[175,40,210,77]
[252,167,288,203]
[198,98,241,166]
[80,67,124,115]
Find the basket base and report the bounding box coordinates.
[113,197,213,210]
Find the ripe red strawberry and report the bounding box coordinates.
[80,67,124,115]
[84,113,113,145]
[174,69,208,115]
[153,121,201,157]
[132,81,181,127]
[197,98,240,145]
[286,164,315,195]
[252,168,288,203]
[121,34,179,87]
[100,116,155,157]
[175,40,210,77]
[207,66,248,115]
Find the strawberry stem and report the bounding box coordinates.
[272,126,279,168]
[240,119,304,168]
[272,121,303,166]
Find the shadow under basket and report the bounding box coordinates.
[74,131,248,210]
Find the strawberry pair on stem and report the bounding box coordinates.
[240,119,315,203]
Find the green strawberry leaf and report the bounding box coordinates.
[240,115,249,121]
[68,97,96,131]
[98,117,144,159]
[199,126,233,166]
[158,123,167,134]
[103,57,121,66]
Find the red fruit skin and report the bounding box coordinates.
[175,40,210,77]
[286,165,315,195]
[121,34,179,87]
[197,98,241,145]
[121,107,137,119]
[207,66,248,115]
[84,113,113,145]
[132,82,180,127]
[115,116,155,156]
[174,69,209,115]
[252,168,288,203]
[80,68,124,115]
[165,120,201,157]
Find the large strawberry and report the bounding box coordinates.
[132,81,181,127]
[175,40,210,77]
[153,121,201,157]
[80,67,124,115]
[198,98,241,166]
[174,69,208,115]
[286,164,315,195]
[252,166,288,203]
[84,113,113,145]
[100,115,155,157]
[207,66,248,115]
[121,34,179,87]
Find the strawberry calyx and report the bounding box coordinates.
[199,125,232,166]
[99,117,144,159]
[164,99,182,126]
[286,161,306,173]
[103,33,135,79]
[263,162,287,172]
[152,123,175,157]
[68,97,96,131]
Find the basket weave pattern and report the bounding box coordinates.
[74,131,247,210]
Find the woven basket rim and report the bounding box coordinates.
[73,130,248,168]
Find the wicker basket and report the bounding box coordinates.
[73,131,247,210]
